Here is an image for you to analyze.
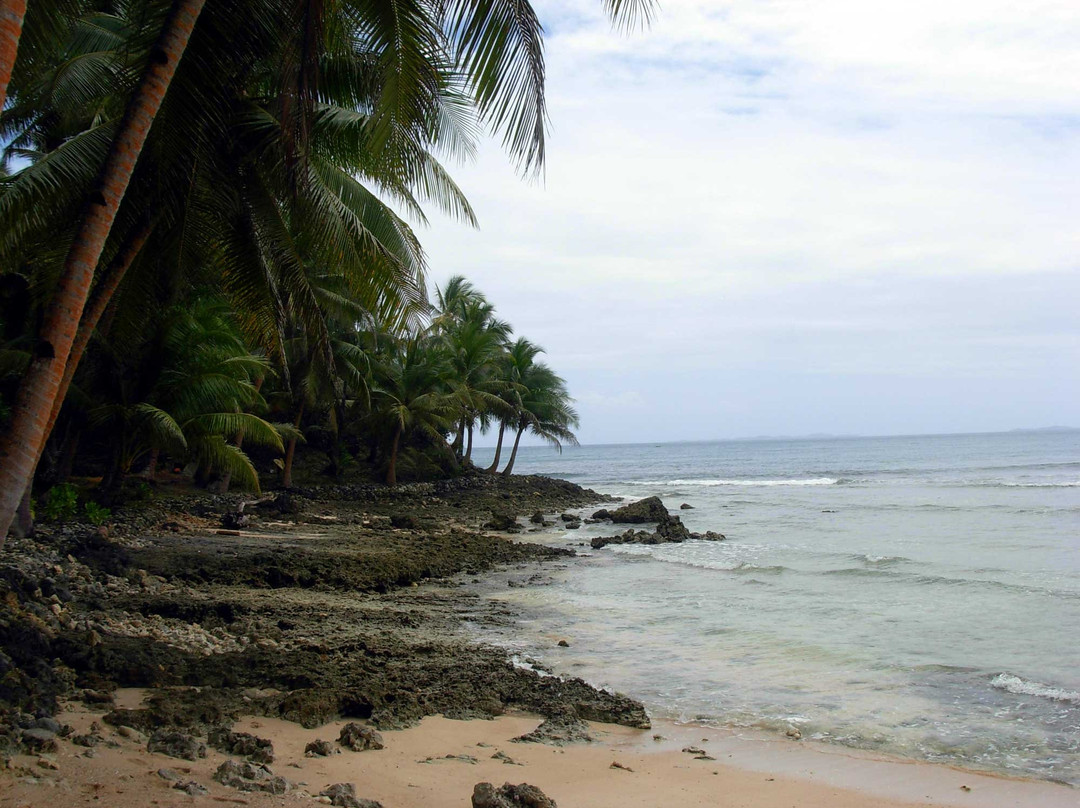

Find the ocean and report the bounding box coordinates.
[469,430,1080,785]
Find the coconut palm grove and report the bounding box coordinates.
[0,0,650,540]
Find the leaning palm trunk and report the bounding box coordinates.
[281,403,304,489]
[501,423,526,476]
[464,421,474,464]
[486,422,506,472]
[0,0,207,542]
[0,0,25,111]
[386,425,402,486]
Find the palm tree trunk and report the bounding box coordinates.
[501,424,526,476]
[486,422,506,472]
[140,447,160,481]
[464,421,474,464]
[281,403,304,489]
[0,0,207,542]
[0,0,26,112]
[386,425,402,485]
[43,219,155,445]
[11,487,32,539]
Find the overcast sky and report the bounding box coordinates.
[421,0,1080,445]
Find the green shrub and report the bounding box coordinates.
[83,501,111,526]
[41,484,79,522]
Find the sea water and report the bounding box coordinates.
[470,431,1080,785]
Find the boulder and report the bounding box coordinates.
[529,511,546,525]
[338,723,384,751]
[213,759,291,794]
[512,712,593,746]
[147,730,207,761]
[305,739,335,757]
[483,513,518,531]
[606,497,668,524]
[591,516,724,550]
[320,782,384,808]
[221,511,249,530]
[207,728,274,763]
[472,782,557,808]
[680,503,694,510]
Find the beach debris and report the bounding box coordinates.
[681,746,706,755]
[319,782,384,807]
[512,712,594,746]
[652,734,666,741]
[157,768,181,781]
[491,751,522,765]
[610,761,634,772]
[694,754,717,761]
[472,782,557,808]
[208,727,274,763]
[785,727,802,740]
[173,780,209,796]
[147,729,207,760]
[213,759,291,794]
[338,723,384,751]
[71,731,103,747]
[36,756,58,770]
[305,739,336,757]
[960,785,972,792]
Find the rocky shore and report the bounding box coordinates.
[0,473,650,804]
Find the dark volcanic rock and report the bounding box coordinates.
[221,512,249,530]
[213,759,291,794]
[338,722,384,751]
[680,503,694,510]
[529,511,546,525]
[472,782,557,808]
[591,515,723,550]
[483,513,519,531]
[320,782,383,808]
[208,727,274,763]
[606,496,669,524]
[147,729,207,760]
[512,712,593,746]
[305,739,335,757]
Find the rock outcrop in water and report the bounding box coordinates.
[592,496,669,524]
[590,514,724,550]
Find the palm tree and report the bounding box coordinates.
[501,361,578,476]
[0,0,209,538]
[486,336,541,472]
[0,0,27,111]
[371,334,456,485]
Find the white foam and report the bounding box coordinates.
[629,477,839,487]
[991,673,1080,703]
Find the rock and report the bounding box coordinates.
[472,782,557,808]
[491,751,521,765]
[157,768,181,781]
[208,727,274,763]
[80,689,114,706]
[117,725,145,742]
[213,759,291,794]
[512,713,593,746]
[305,739,335,757]
[36,756,59,770]
[690,530,726,541]
[319,782,384,808]
[590,509,611,520]
[173,780,209,796]
[681,746,706,755]
[221,511,249,530]
[785,727,802,740]
[390,514,419,530]
[147,730,207,761]
[255,492,302,516]
[529,512,546,525]
[680,503,694,509]
[591,513,717,549]
[20,728,57,753]
[32,717,64,735]
[556,640,569,648]
[71,733,102,748]
[606,497,668,524]
[338,723,384,751]
[483,513,518,531]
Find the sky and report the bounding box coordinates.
[420,0,1080,445]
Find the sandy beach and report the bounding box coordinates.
[1,475,1076,808]
[4,692,1075,808]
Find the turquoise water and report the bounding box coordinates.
[470,431,1080,784]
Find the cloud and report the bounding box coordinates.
[420,0,1080,442]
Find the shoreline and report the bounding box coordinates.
[1,473,1076,806]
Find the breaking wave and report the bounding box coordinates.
[991,674,1080,704]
